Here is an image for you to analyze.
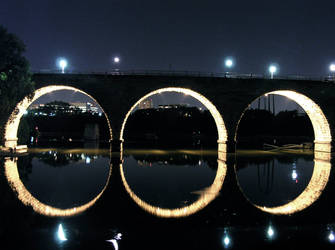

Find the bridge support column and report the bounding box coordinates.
[314,141,332,153]
[5,138,18,149]
[110,139,123,159]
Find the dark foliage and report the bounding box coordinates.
[0,25,34,143]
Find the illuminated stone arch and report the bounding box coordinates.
[235,90,332,152]
[4,157,112,217]
[120,87,228,152]
[4,85,112,148]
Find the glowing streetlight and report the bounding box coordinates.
[269,65,277,79]
[59,59,68,74]
[225,58,234,68]
[114,57,120,64]
[330,64,335,79]
[330,64,335,72]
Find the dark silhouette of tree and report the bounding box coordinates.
[0,25,34,143]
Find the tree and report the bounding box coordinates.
[0,25,34,144]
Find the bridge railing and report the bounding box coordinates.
[32,69,335,82]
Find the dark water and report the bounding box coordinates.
[1,148,335,249]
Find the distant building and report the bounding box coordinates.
[139,99,153,109]
[158,104,189,109]
[27,101,101,116]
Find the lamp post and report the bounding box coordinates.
[269,65,277,79]
[59,59,68,74]
[114,57,120,64]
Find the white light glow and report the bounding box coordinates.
[114,57,120,63]
[223,235,230,247]
[267,226,275,238]
[269,65,277,73]
[329,231,335,242]
[292,170,298,180]
[225,58,233,68]
[59,59,68,74]
[330,64,335,72]
[57,224,67,242]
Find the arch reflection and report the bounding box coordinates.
[4,156,111,217]
[236,151,331,215]
[120,151,226,218]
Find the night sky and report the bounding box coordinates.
[2,0,335,76]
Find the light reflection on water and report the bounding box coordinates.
[236,155,314,207]
[122,153,218,209]
[3,150,111,216]
[235,150,331,215]
[17,151,110,209]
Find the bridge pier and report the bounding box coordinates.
[109,139,123,159]
[4,137,18,149]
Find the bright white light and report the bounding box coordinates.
[329,231,335,242]
[223,235,230,247]
[106,233,122,250]
[85,156,91,164]
[267,226,275,238]
[114,57,120,63]
[269,65,277,74]
[57,224,67,242]
[269,65,277,79]
[330,64,335,72]
[58,59,68,74]
[292,170,298,180]
[225,58,233,68]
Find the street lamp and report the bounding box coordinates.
[114,57,120,64]
[225,58,234,68]
[269,65,277,79]
[59,59,68,74]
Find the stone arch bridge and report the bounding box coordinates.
[3,72,335,153]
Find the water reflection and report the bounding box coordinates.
[236,151,331,214]
[4,151,111,216]
[120,150,226,218]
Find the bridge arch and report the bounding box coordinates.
[120,87,228,152]
[4,85,112,148]
[234,90,332,152]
